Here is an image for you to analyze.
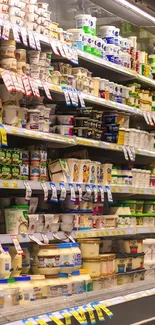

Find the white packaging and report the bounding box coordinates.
[5,206,29,234]
[28,51,40,64]
[27,109,40,130]
[3,105,19,126]
[26,4,38,13]
[75,14,91,29]
[100,25,115,38]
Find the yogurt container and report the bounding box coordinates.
[78,159,90,183]
[89,16,96,36]
[100,25,115,44]
[3,105,19,126]
[67,29,84,51]
[75,14,91,34]
[1,43,16,59]
[66,158,79,183]
[27,109,40,130]
[30,166,40,181]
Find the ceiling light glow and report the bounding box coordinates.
[114,0,155,23]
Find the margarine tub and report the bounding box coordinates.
[115,253,132,273]
[14,276,35,304]
[132,253,144,270]
[82,257,101,278]
[0,247,11,279]
[78,239,101,258]
[38,245,60,275]
[30,275,47,299]
[5,205,29,234]
[57,243,74,273]
[45,275,61,297]
[9,246,22,277]
[80,269,92,292]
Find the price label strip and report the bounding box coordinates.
[10,235,23,254]
[33,32,41,51]
[92,305,105,322]
[16,74,25,94]
[43,82,53,100]
[77,184,82,202]
[84,307,96,325]
[20,27,28,46]
[69,310,85,325]
[23,318,36,325]
[41,182,48,201]
[105,186,113,203]
[34,318,48,325]
[28,30,36,49]
[84,184,92,201]
[24,181,32,200]
[59,182,67,202]
[11,24,20,43]
[99,305,113,318]
[62,87,71,106]
[48,314,65,325]
[122,145,129,160]
[78,91,85,108]
[11,72,20,92]
[1,70,15,92]
[69,183,76,202]
[50,39,60,56]
[77,308,87,325]
[126,146,135,161]
[22,75,33,96]
[60,312,71,325]
[50,182,58,202]
[0,124,7,146]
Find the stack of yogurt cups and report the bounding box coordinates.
[5,0,27,27]
[28,50,52,81]
[24,0,51,35]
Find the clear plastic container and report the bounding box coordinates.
[58,273,72,296]
[45,275,61,298]
[80,269,92,292]
[38,244,60,275]
[14,276,35,304]
[71,271,84,294]
[78,239,101,258]
[83,257,101,278]
[57,243,74,273]
[0,247,11,279]
[71,243,82,271]
[30,275,47,300]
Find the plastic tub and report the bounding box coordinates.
[27,109,40,130]
[75,14,91,34]
[38,245,60,275]
[135,201,144,213]
[60,222,74,232]
[66,158,79,183]
[3,105,19,126]
[9,246,22,277]
[78,239,101,258]
[67,29,84,50]
[83,257,101,278]
[5,206,29,234]
[57,243,74,273]
[78,159,90,183]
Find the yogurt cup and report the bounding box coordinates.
[30,166,40,181]
[26,4,38,13]
[83,33,92,53]
[26,13,38,22]
[1,44,16,59]
[100,25,115,43]
[30,64,40,79]
[28,50,40,64]
[75,14,91,34]
[78,159,90,183]
[25,21,37,31]
[105,44,115,62]
[27,109,40,130]
[67,29,84,51]
[38,2,49,10]
[89,16,96,36]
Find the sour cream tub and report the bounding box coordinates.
[100,25,115,43]
[75,14,91,34]
[83,257,101,278]
[27,109,40,130]
[78,239,101,258]
[78,159,90,183]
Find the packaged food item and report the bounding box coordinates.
[5,205,29,234]
[57,243,74,273]
[78,239,100,258]
[9,246,22,276]
[0,248,11,279]
[83,257,101,278]
[38,245,60,275]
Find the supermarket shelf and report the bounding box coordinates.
[4,125,76,147]
[111,186,155,196]
[78,50,155,89]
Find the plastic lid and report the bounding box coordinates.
[57,243,72,248]
[80,269,88,275]
[58,273,68,278]
[71,243,79,247]
[14,276,31,281]
[0,279,8,284]
[5,205,29,210]
[71,271,80,276]
[3,247,9,252]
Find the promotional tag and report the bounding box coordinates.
[78,92,85,108]
[126,146,134,161]
[10,235,23,254]
[48,314,65,325]
[71,47,78,64]
[50,182,58,202]
[20,27,28,46]
[99,305,113,318]
[41,182,48,201]
[62,44,70,60]
[28,30,36,49]
[61,311,71,325]
[105,185,113,203]
[33,32,41,51]
[57,41,66,57]
[72,89,79,106]
[34,317,48,325]
[50,39,60,56]
[11,24,20,43]
[76,184,82,202]
[23,318,36,325]
[122,145,129,160]
[22,75,33,96]
[29,77,40,98]
[0,124,7,147]
[84,307,96,325]
[42,233,49,244]
[85,184,92,201]
[43,83,53,100]
[98,186,104,202]
[77,309,87,325]
[16,74,25,94]
[59,183,67,202]
[24,181,32,201]
[68,88,76,106]
[69,183,76,202]
[11,72,20,92]
[28,214,38,234]
[29,234,44,245]
[92,305,104,322]
[143,111,150,125]
[92,185,98,203]
[62,87,71,106]
[69,310,85,325]
[1,70,15,92]
[2,21,10,40]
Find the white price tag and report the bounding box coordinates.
[76,184,82,202]
[147,112,154,126]
[11,24,20,43]
[105,186,113,203]
[1,70,15,92]
[92,185,98,202]
[84,184,92,201]
[71,47,78,64]
[72,89,79,107]
[68,88,76,106]
[20,27,28,46]
[69,183,76,202]
[127,146,135,161]
[28,30,36,49]
[65,233,75,241]
[29,77,40,98]
[78,91,85,108]
[50,182,58,202]
[62,43,70,60]
[11,72,20,92]
[41,182,48,201]
[98,186,104,202]
[56,41,66,57]
[24,181,32,201]
[122,145,129,160]
[50,39,60,55]
[29,234,44,245]
[151,113,155,124]
[16,74,25,94]
[59,183,67,202]
[42,233,49,244]
[33,32,41,51]
[10,235,23,254]
[28,214,38,234]
[62,87,71,106]
[0,242,5,253]
[143,111,150,125]
[22,75,32,96]
[43,83,53,100]
[2,21,10,40]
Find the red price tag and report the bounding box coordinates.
[43,83,53,100]
[22,75,32,96]
[29,77,40,98]
[1,70,15,92]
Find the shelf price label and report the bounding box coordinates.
[24,181,32,201]
[99,305,113,318]
[50,182,58,202]
[41,182,48,202]
[76,184,82,202]
[10,235,23,255]
[48,314,65,325]
[69,183,76,202]
[11,23,20,43]
[69,310,85,325]
[92,305,104,322]
[84,307,96,325]
[105,186,113,203]
[34,319,48,325]
[92,185,98,202]
[59,183,67,202]
[60,312,71,325]
[20,27,28,46]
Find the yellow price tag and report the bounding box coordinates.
[62,314,71,325]
[129,188,133,193]
[0,126,7,146]
[2,181,9,188]
[99,305,113,318]
[86,308,96,325]
[12,128,18,134]
[24,322,34,325]
[96,232,100,236]
[77,233,82,238]
[49,316,65,325]
[93,306,104,321]
[150,228,153,232]
[119,188,122,192]
[70,311,84,324]
[122,230,126,235]
[12,182,18,189]
[112,187,116,192]
[36,320,48,325]
[78,309,87,323]
[117,230,121,235]
[112,230,116,235]
[100,231,105,236]
[83,233,87,238]
[105,231,110,236]
[135,228,139,233]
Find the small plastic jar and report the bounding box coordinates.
[78,239,101,258]
[21,244,30,274]
[38,245,60,275]
[71,271,84,294]
[57,243,74,274]
[14,276,35,304]
[80,269,92,292]
[9,246,22,277]
[0,247,11,279]
[58,273,72,296]
[45,275,60,298]
[30,274,47,300]
[71,243,82,271]
[82,257,101,278]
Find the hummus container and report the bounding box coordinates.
[15,49,26,62]
[5,205,29,234]
[1,44,15,59]
[78,239,101,258]
[83,257,101,278]
[119,239,143,254]
[1,58,17,71]
[28,51,40,64]
[27,109,40,130]
[115,253,133,273]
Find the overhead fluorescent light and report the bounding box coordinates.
[114,0,155,23]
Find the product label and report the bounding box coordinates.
[60,252,74,268]
[38,256,60,268]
